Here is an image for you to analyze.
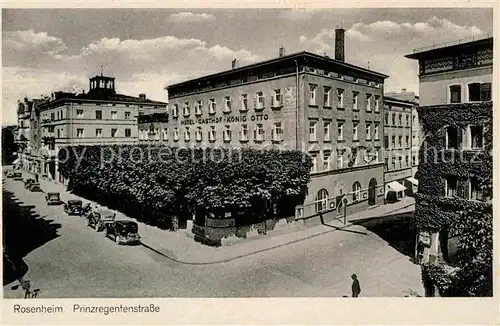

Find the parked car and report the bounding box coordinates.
[24,179,36,189]
[45,192,61,205]
[64,200,83,216]
[13,172,23,181]
[87,209,116,232]
[29,183,42,192]
[105,220,141,245]
[4,169,14,178]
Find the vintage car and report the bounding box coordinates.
[64,199,83,215]
[5,170,14,178]
[45,192,61,205]
[87,209,116,232]
[24,178,36,189]
[29,183,42,192]
[13,172,23,181]
[105,220,141,245]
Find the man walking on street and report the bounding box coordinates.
[351,274,361,297]
[34,172,39,183]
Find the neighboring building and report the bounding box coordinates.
[28,74,167,182]
[382,96,414,201]
[384,89,421,188]
[140,29,390,219]
[405,36,493,290]
[14,97,44,171]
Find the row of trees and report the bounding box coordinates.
[58,145,312,230]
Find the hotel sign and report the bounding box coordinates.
[181,113,269,126]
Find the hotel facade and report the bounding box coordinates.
[140,29,389,219]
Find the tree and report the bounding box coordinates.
[2,126,19,165]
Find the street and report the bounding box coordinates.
[3,176,423,298]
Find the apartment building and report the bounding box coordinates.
[382,96,415,201]
[405,36,492,271]
[25,74,167,182]
[140,29,389,218]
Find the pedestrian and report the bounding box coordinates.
[34,172,39,183]
[351,274,361,298]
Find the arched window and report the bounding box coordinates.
[315,189,328,212]
[352,181,361,201]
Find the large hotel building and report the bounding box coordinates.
[139,29,390,218]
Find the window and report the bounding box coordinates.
[352,182,361,201]
[323,151,331,171]
[315,189,328,212]
[444,176,458,197]
[111,128,117,138]
[366,94,371,111]
[183,102,190,116]
[323,87,331,107]
[406,115,410,126]
[184,127,191,141]
[413,115,416,124]
[366,123,371,140]
[450,85,461,103]
[125,112,131,120]
[57,111,60,120]
[195,100,202,116]
[374,96,380,112]
[241,94,248,111]
[391,135,396,148]
[385,113,389,125]
[412,155,417,166]
[254,124,264,141]
[111,111,117,120]
[195,127,202,142]
[385,157,389,170]
[405,155,409,167]
[125,128,131,137]
[95,110,102,120]
[444,126,461,149]
[392,113,396,126]
[469,125,483,149]
[209,126,216,142]
[76,109,84,118]
[240,124,248,141]
[172,104,179,117]
[224,96,232,113]
[384,135,389,148]
[273,89,282,107]
[469,178,486,201]
[337,149,344,169]
[311,154,318,173]
[374,147,380,162]
[77,128,84,138]
[163,129,168,140]
[273,122,283,142]
[405,135,409,147]
[309,84,317,105]
[468,83,481,102]
[95,128,102,137]
[223,125,232,142]
[323,121,330,141]
[209,99,216,115]
[353,122,359,141]
[173,127,179,141]
[337,89,344,108]
[374,123,380,140]
[352,92,358,110]
[337,121,344,141]
[480,83,491,101]
[309,120,317,141]
[255,92,265,110]
[398,155,402,167]
[398,136,403,148]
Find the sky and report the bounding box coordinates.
[1,8,493,125]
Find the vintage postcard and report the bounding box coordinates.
[1,2,498,325]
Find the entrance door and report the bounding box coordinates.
[368,178,377,206]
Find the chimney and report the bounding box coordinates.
[232,58,239,69]
[139,93,146,100]
[279,46,286,57]
[401,88,407,92]
[335,28,345,62]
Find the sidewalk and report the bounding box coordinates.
[19,169,415,265]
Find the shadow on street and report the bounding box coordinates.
[3,188,62,285]
[350,211,416,260]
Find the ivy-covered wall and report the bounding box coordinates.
[414,101,493,296]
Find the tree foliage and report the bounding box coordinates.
[2,126,19,165]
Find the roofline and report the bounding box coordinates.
[405,36,493,60]
[165,51,389,90]
[38,96,167,109]
[384,96,415,105]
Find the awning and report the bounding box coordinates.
[386,181,407,193]
[407,177,419,186]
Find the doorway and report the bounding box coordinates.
[369,178,377,206]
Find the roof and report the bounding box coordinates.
[384,96,415,105]
[405,36,493,60]
[115,220,137,225]
[166,50,389,91]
